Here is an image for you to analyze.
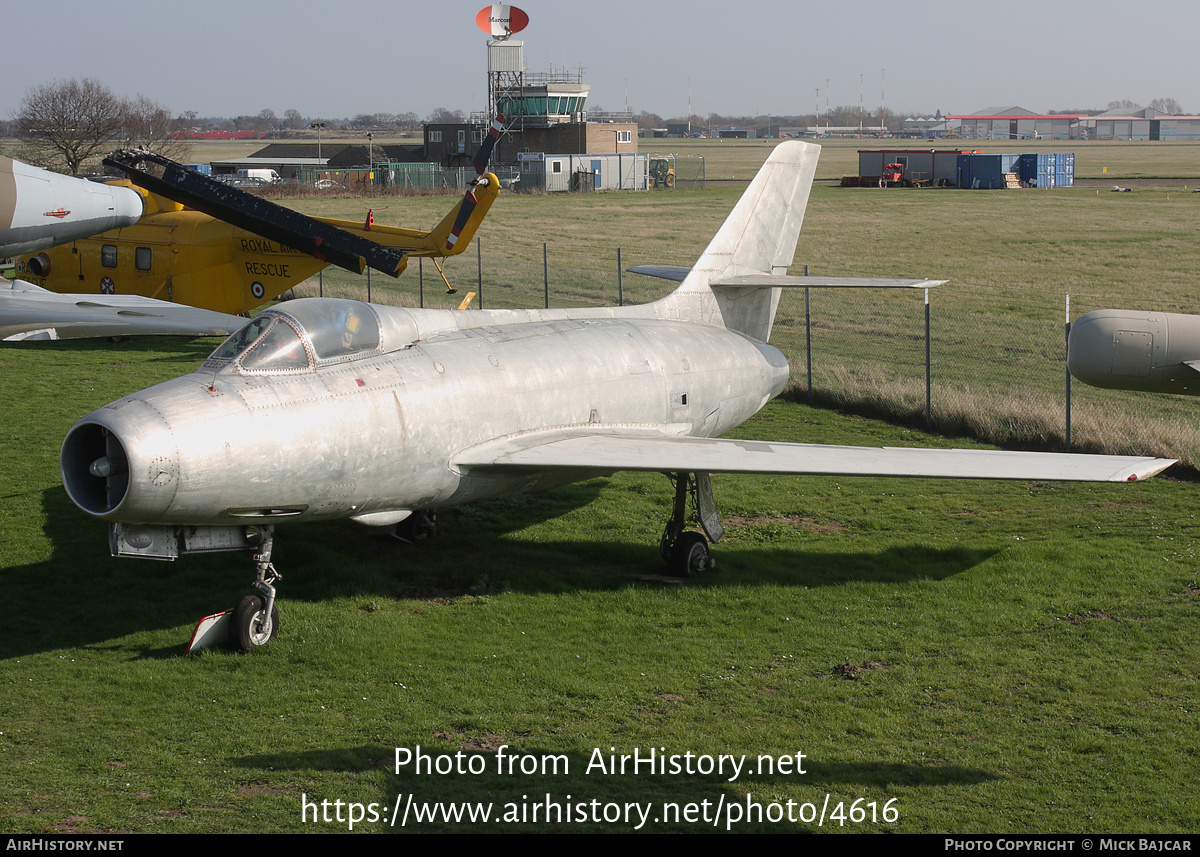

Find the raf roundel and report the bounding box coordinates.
[251,282,265,299]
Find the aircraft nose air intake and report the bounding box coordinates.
[62,422,131,516]
[61,395,182,522]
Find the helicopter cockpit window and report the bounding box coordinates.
[238,319,311,372]
[282,300,381,362]
[209,316,272,362]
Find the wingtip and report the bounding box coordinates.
[1119,458,1177,482]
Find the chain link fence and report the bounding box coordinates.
[775,283,1200,467]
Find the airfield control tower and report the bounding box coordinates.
[486,40,591,132]
[424,7,636,174]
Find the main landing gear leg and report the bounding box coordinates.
[231,526,281,653]
[659,472,724,579]
[397,509,438,542]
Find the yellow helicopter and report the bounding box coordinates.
[12,120,504,316]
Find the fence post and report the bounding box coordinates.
[617,247,623,306]
[367,267,371,303]
[925,287,932,430]
[804,264,812,394]
[543,243,549,308]
[1065,294,1072,452]
[318,269,323,298]
[476,238,483,309]
[419,258,423,308]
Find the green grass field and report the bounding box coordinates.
[1,339,1196,833]
[1,138,1198,834]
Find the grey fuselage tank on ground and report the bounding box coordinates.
[1068,308,1200,395]
[58,141,1175,652]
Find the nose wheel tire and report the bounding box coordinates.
[231,594,279,652]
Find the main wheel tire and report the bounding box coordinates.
[670,531,710,579]
[230,594,278,653]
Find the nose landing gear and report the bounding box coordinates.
[230,528,282,653]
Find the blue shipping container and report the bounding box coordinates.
[1017,152,1075,188]
[1018,153,1040,185]
[955,154,971,188]
[961,154,1005,188]
[1056,151,1074,187]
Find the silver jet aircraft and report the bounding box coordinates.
[58,141,1175,652]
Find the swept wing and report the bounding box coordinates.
[0,279,242,341]
[455,430,1174,484]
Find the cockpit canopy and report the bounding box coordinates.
[205,298,383,373]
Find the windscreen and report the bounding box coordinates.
[238,319,310,372]
[209,316,272,362]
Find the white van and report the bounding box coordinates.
[236,168,281,184]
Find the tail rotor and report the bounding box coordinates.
[445,115,505,253]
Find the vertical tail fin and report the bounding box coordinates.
[664,141,820,341]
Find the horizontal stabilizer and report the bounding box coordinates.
[628,265,690,282]
[627,265,944,289]
[456,430,1175,484]
[713,275,946,289]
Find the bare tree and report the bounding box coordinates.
[16,77,127,175]
[1149,97,1184,115]
[634,110,664,131]
[232,114,269,132]
[123,95,190,161]
[426,107,465,124]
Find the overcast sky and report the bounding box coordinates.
[7,0,1199,121]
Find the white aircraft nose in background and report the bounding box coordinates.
[0,156,143,257]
